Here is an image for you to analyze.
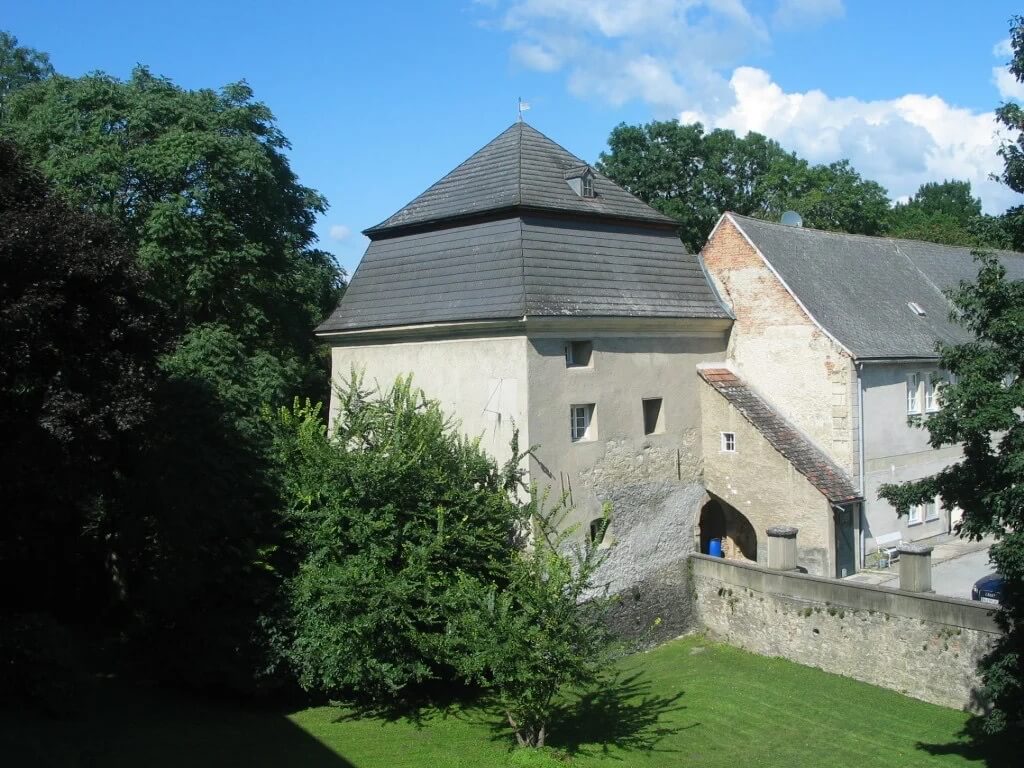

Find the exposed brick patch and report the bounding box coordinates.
[698,367,861,504]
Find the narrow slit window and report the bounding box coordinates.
[581,173,594,198]
[570,404,594,442]
[589,518,607,545]
[642,397,664,435]
[721,432,736,452]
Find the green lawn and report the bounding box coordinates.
[2,635,1011,767]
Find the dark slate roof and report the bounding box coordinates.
[318,215,730,332]
[727,213,1024,359]
[699,367,861,504]
[364,121,675,235]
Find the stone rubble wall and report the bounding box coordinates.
[690,553,1001,711]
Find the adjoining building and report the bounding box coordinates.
[316,122,731,632]
[700,212,1024,570]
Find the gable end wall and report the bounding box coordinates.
[702,217,858,476]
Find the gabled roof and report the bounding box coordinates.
[699,367,861,504]
[723,213,1024,360]
[364,121,675,236]
[318,216,730,333]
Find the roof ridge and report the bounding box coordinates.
[728,211,1024,258]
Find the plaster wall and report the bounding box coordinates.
[691,554,999,711]
[860,363,963,547]
[702,218,858,474]
[328,334,530,468]
[525,330,728,601]
[700,381,834,575]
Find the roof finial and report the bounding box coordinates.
[517,97,530,123]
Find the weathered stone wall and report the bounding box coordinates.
[702,217,858,475]
[700,378,834,575]
[691,554,1000,710]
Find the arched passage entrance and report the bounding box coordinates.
[699,495,758,562]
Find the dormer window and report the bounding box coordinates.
[564,166,596,198]
[581,173,594,198]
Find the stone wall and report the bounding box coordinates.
[691,554,1000,710]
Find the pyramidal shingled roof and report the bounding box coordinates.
[316,123,730,334]
[364,121,676,235]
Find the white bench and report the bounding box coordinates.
[875,532,903,568]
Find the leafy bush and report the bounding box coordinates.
[445,496,619,748]
[269,374,523,701]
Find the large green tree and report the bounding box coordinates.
[597,120,890,251]
[885,180,1009,248]
[2,66,343,430]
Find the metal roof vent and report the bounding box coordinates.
[780,210,803,227]
[908,301,927,316]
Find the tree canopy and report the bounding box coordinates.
[1,66,344,429]
[596,120,889,251]
[0,32,52,115]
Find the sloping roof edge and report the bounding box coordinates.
[698,365,861,504]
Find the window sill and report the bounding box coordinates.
[907,521,922,527]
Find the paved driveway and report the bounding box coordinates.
[929,548,994,600]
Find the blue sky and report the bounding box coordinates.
[5,1,1024,274]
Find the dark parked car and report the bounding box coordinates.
[971,573,1004,604]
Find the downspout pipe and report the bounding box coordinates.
[857,361,866,568]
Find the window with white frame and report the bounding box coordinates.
[925,498,939,521]
[570,404,594,442]
[907,373,921,414]
[924,375,938,412]
[908,503,922,525]
[721,432,736,452]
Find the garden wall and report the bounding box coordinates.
[690,554,1001,710]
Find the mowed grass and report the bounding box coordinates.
[2,635,1011,767]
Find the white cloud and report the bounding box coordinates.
[993,38,1013,58]
[329,224,352,242]
[992,38,1024,102]
[488,2,1023,214]
[511,41,561,71]
[773,0,844,28]
[687,67,1016,213]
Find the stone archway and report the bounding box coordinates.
[699,495,758,562]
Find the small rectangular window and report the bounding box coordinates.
[907,373,921,414]
[908,504,922,525]
[565,340,593,368]
[642,397,664,435]
[721,432,736,452]
[925,498,939,521]
[582,174,594,198]
[570,404,594,442]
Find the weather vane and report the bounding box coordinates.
[517,97,530,122]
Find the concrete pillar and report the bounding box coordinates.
[898,543,934,593]
[766,526,799,571]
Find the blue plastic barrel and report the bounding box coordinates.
[708,538,723,557]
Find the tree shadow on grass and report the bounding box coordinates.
[543,670,691,759]
[915,715,1019,768]
[0,677,356,768]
